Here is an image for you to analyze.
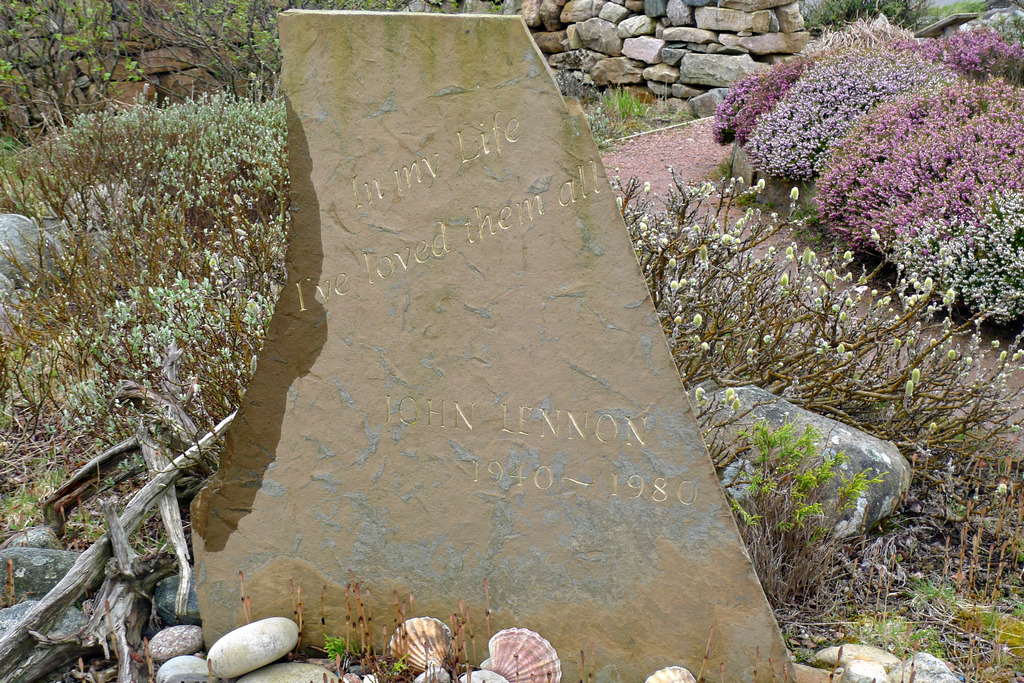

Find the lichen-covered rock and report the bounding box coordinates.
[150,625,205,663]
[0,527,61,551]
[523,0,544,26]
[207,617,299,679]
[0,214,60,289]
[889,653,958,683]
[155,574,202,626]
[0,547,79,601]
[0,600,85,639]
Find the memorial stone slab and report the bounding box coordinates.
[192,11,788,683]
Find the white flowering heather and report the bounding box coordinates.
[890,192,1024,323]
[745,48,954,180]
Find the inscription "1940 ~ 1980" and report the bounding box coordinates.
[472,459,698,506]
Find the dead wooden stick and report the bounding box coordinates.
[0,411,235,683]
[41,436,141,535]
[139,429,193,619]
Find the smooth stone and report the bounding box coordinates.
[0,548,79,601]
[624,0,644,10]
[207,617,299,678]
[842,660,888,683]
[539,0,563,31]
[459,672,509,683]
[237,662,341,683]
[415,668,451,683]
[155,574,202,626]
[888,653,958,683]
[0,600,86,639]
[522,0,544,25]
[814,644,900,672]
[150,625,205,663]
[343,674,362,683]
[792,663,836,683]
[156,655,218,683]
[647,80,673,96]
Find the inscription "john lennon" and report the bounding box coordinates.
[383,395,647,447]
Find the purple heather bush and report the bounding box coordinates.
[817,79,1024,249]
[817,79,1024,319]
[895,28,1024,85]
[888,193,1024,323]
[713,58,811,146]
[744,49,954,180]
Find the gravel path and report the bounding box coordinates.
[600,117,733,207]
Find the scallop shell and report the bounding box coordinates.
[388,616,453,674]
[486,628,561,683]
[644,666,697,683]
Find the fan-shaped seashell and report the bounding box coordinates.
[388,617,453,674]
[486,628,561,683]
[644,666,697,683]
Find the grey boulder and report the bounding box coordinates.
[701,385,911,537]
[0,547,79,601]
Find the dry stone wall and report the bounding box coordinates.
[523,0,808,107]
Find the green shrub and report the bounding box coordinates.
[727,420,875,606]
[803,0,928,29]
[623,177,1023,473]
[0,94,288,448]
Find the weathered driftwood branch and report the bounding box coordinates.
[42,436,141,535]
[0,411,235,683]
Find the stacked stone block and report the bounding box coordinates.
[523,0,808,107]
